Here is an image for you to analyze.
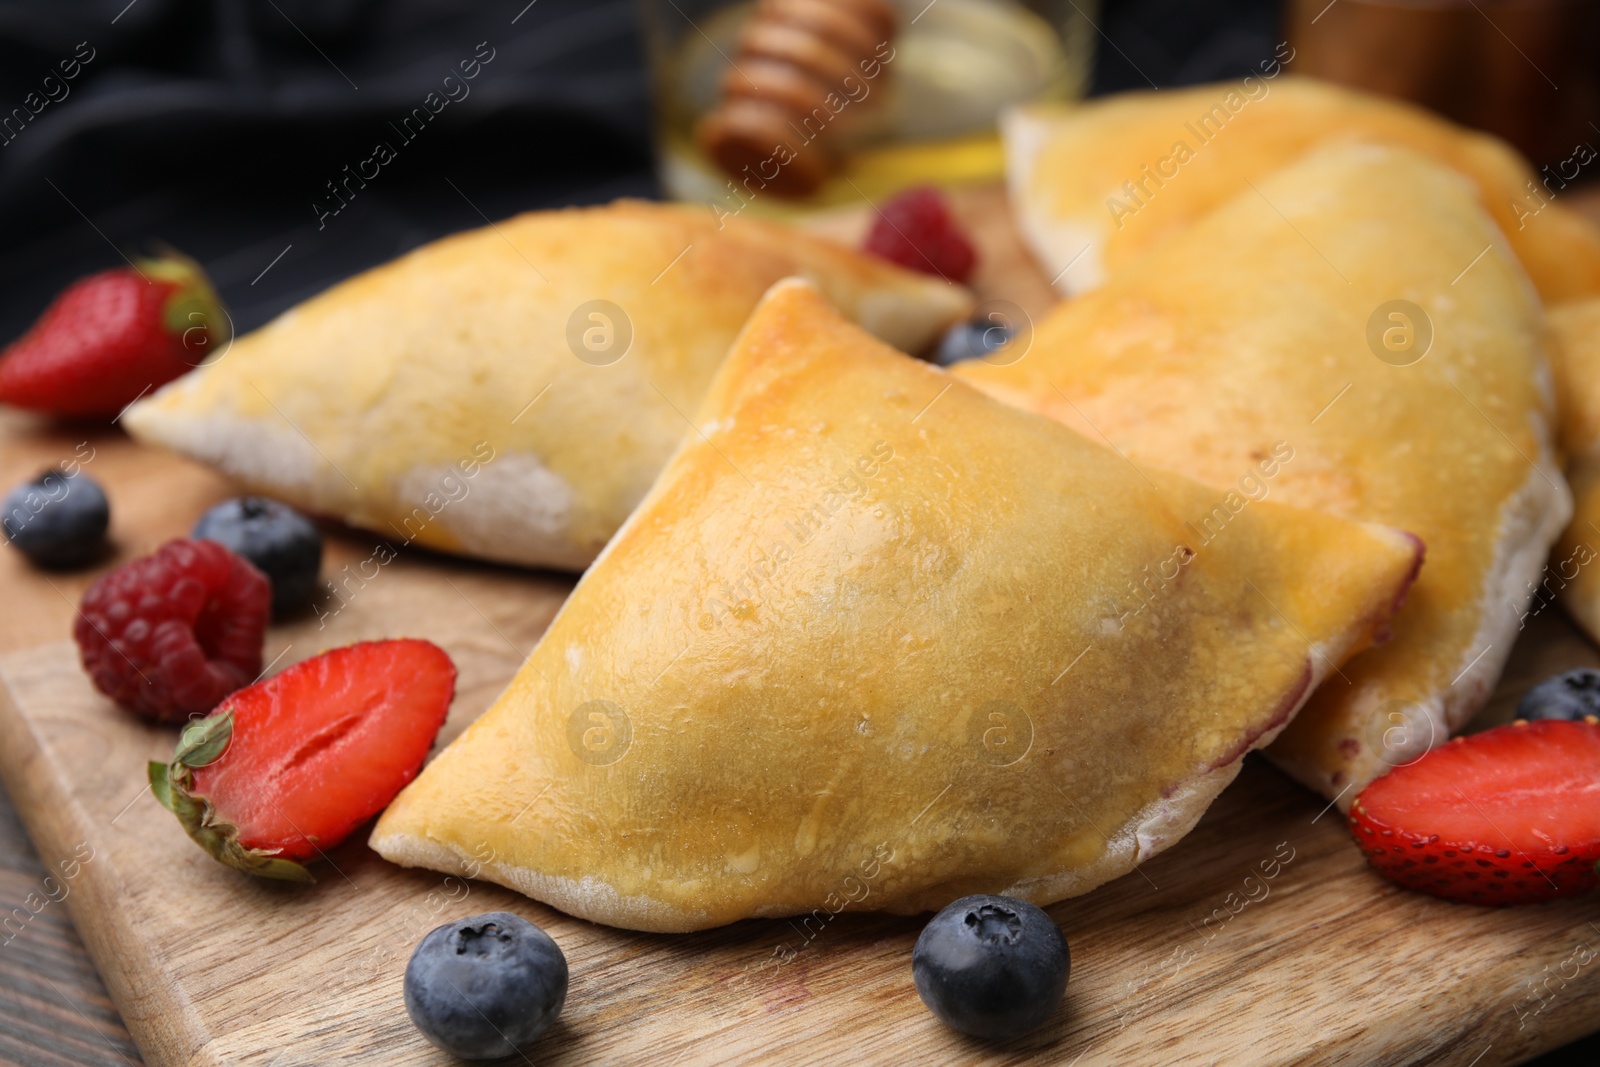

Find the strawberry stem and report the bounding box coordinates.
[137,251,231,357]
[150,712,314,884]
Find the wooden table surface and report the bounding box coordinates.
[4,182,1600,1066]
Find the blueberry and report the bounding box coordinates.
[404,912,567,1060]
[192,496,321,615]
[934,317,1012,366]
[912,894,1068,1040]
[1517,668,1600,722]
[2,468,109,568]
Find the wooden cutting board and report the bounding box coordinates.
[2,186,1599,1067]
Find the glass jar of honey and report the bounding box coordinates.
[640,0,1098,216]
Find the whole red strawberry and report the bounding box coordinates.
[1350,719,1600,905]
[148,639,456,882]
[862,186,978,284]
[75,538,270,723]
[0,254,227,418]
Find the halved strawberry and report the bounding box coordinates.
[149,639,456,882]
[1350,719,1600,905]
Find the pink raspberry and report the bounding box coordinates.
[74,538,270,723]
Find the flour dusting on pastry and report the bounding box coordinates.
[124,201,972,573]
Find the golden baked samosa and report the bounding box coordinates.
[959,142,1569,802]
[371,280,1422,932]
[123,201,970,570]
[1546,299,1600,640]
[1007,76,1600,304]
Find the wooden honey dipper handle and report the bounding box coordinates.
[696,0,898,198]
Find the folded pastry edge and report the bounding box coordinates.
[1557,463,1600,641]
[1438,447,1573,734]
[369,831,715,932]
[369,522,1425,933]
[931,521,1426,915]
[1001,106,1105,297]
[122,393,603,571]
[1266,448,1572,805]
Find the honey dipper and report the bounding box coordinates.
[695,0,898,198]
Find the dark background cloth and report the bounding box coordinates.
[0,3,1594,1062]
[0,0,1281,340]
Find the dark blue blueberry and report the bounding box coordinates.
[935,317,1013,366]
[1517,668,1600,722]
[404,911,568,1060]
[2,468,109,569]
[912,894,1068,1040]
[192,496,321,615]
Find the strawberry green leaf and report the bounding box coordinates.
[138,252,231,350]
[152,717,314,885]
[174,710,233,768]
[148,760,177,813]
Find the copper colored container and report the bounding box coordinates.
[1287,0,1600,168]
